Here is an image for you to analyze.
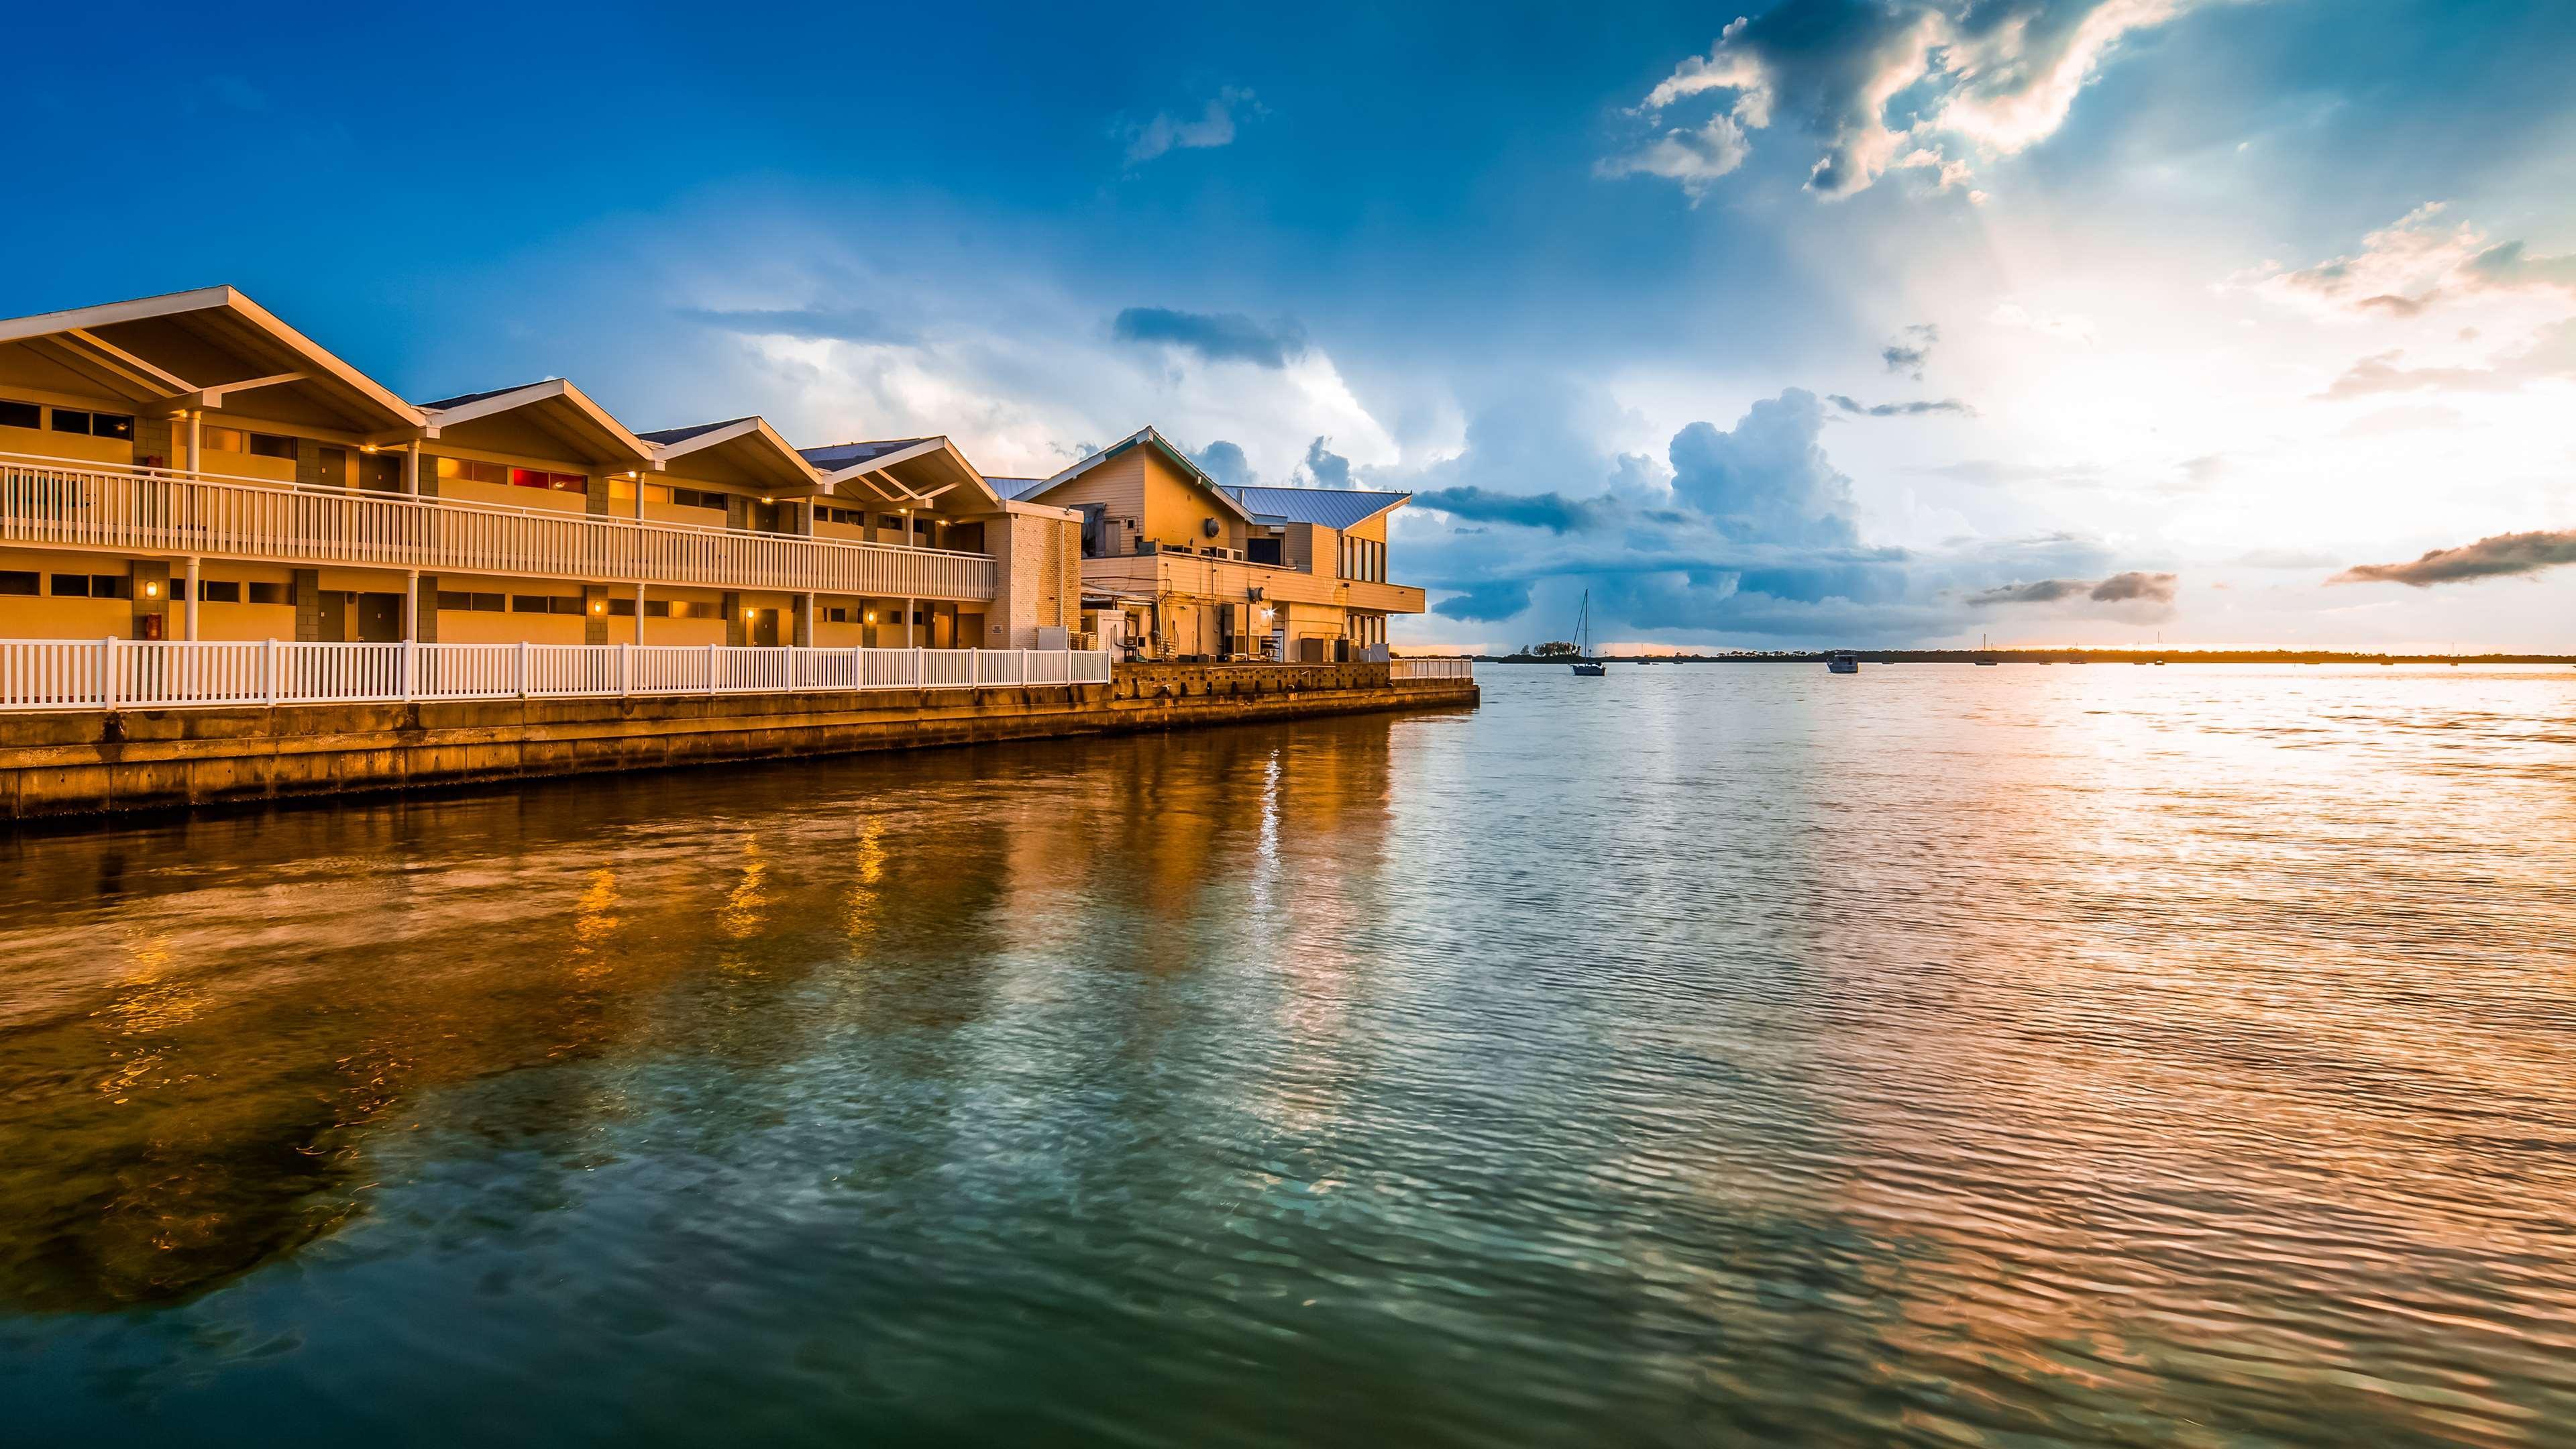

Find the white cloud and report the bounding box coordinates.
[1611,0,2207,202]
[1123,88,1256,166]
[2251,203,2576,319]
[1595,115,1752,203]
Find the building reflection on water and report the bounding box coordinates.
[0,714,1406,1311]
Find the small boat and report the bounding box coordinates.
[1827,650,1859,674]
[1569,590,1606,676]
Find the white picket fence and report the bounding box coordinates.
[1390,657,1476,680]
[0,639,1114,710]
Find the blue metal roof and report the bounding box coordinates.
[798,438,932,470]
[637,417,755,445]
[1224,484,1409,530]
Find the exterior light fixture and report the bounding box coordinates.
[865,610,876,624]
[591,600,605,615]
[744,608,756,621]
[760,496,773,504]
[144,581,160,598]
[361,443,378,454]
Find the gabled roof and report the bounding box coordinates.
[1225,484,1410,531]
[635,417,753,446]
[643,415,822,495]
[798,438,934,471]
[0,284,424,437]
[1021,426,1257,523]
[802,436,1006,513]
[989,477,1049,500]
[414,378,655,469]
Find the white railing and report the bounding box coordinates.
[0,453,1000,600]
[0,639,1114,710]
[1391,657,1475,680]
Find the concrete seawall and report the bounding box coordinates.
[0,662,1476,820]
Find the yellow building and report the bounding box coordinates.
[0,286,1079,651]
[1003,427,1425,661]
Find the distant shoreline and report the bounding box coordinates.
[1421,651,2576,666]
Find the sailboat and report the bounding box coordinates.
[1569,591,1607,676]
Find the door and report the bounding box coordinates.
[356,592,402,643]
[750,608,780,647]
[315,590,347,642]
[362,452,404,492]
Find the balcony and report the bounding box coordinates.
[1082,549,1426,614]
[0,453,999,602]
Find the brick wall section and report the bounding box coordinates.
[292,569,324,643]
[415,574,439,644]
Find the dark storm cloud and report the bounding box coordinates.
[1969,570,2176,606]
[1300,437,1354,488]
[1110,307,1308,368]
[1413,486,1604,534]
[1432,579,1534,621]
[2329,530,2576,588]
[1191,439,1255,487]
[2088,570,2178,603]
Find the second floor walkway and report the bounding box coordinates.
[0,453,1000,601]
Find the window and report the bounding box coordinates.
[512,594,582,614]
[0,571,36,595]
[824,606,853,623]
[198,580,243,603]
[434,457,509,486]
[48,409,133,439]
[510,468,586,493]
[877,513,902,530]
[818,505,867,527]
[50,574,89,597]
[677,600,720,620]
[0,400,38,429]
[607,597,637,616]
[203,426,297,458]
[643,599,672,618]
[435,591,510,612]
[98,575,132,599]
[248,582,288,606]
[641,483,725,509]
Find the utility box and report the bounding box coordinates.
[1036,625,1069,651]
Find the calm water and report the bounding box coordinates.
[3,665,2573,1446]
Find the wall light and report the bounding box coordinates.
[361,443,378,454]
[143,581,160,598]
[591,600,605,614]
[745,608,757,621]
[865,610,876,624]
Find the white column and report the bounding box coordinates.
[635,583,647,645]
[402,568,419,641]
[403,439,420,494]
[183,557,201,641]
[904,596,915,649]
[184,411,202,473]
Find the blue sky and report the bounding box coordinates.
[15,1,2576,649]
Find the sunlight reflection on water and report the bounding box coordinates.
[0,665,2571,1446]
